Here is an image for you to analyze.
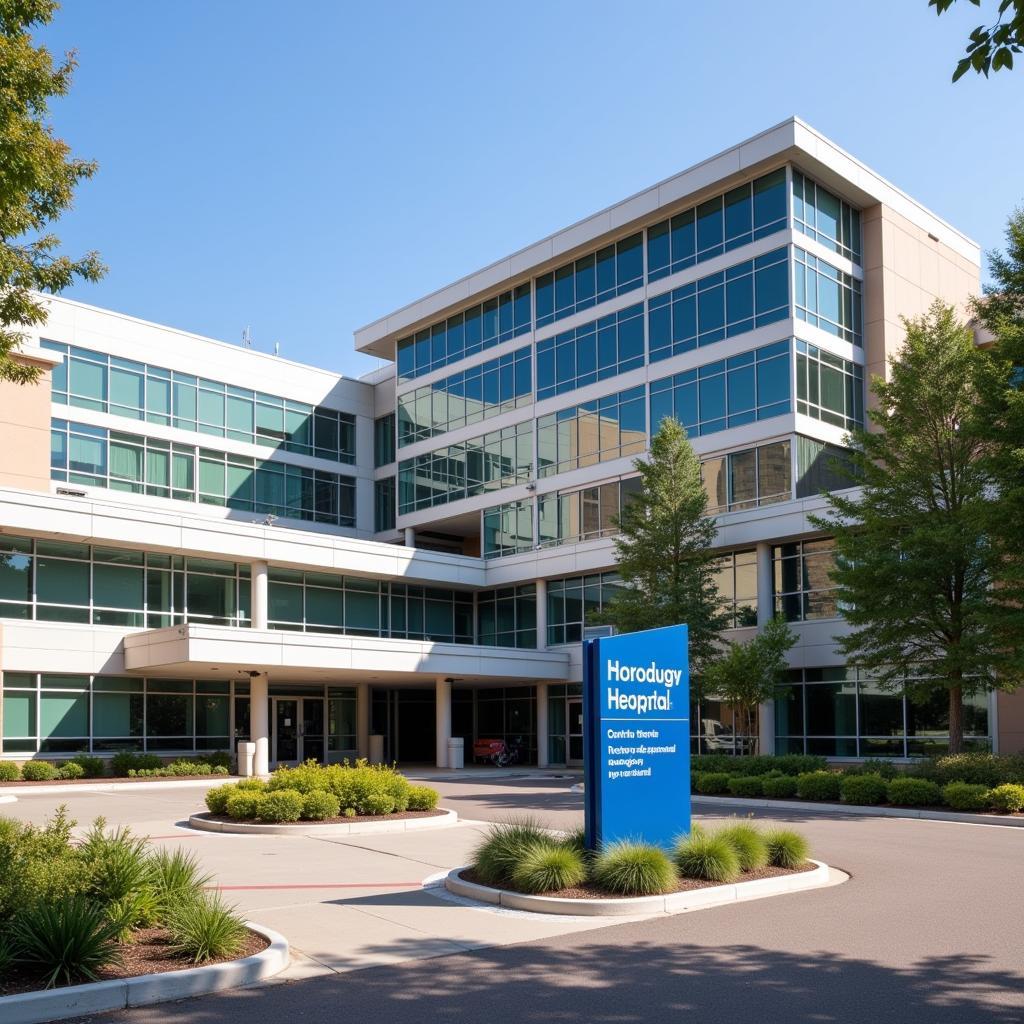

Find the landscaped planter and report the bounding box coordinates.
[0,922,288,1024]
[188,807,458,835]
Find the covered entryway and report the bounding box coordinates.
[272,695,326,767]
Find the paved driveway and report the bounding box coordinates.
[2,773,1022,1023]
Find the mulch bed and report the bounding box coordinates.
[460,860,816,901]
[1,775,229,787]
[0,926,268,997]
[201,808,447,825]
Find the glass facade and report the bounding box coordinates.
[396,284,531,381]
[374,477,396,532]
[51,420,357,527]
[773,538,839,622]
[714,549,758,627]
[476,585,537,647]
[647,247,789,363]
[791,171,861,263]
[535,233,643,328]
[648,169,788,282]
[397,347,531,446]
[795,342,864,431]
[536,385,646,478]
[41,341,356,461]
[775,667,990,757]
[397,422,532,513]
[538,478,640,548]
[795,435,858,498]
[374,413,396,467]
[793,248,862,344]
[649,340,792,437]
[482,500,533,558]
[0,535,249,627]
[702,439,791,514]
[546,572,624,646]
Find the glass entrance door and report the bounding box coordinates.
[568,698,584,765]
[274,699,299,766]
[302,699,325,764]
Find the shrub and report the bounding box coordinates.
[13,896,122,987]
[267,761,327,794]
[761,775,798,799]
[104,890,160,941]
[58,761,86,780]
[511,842,587,894]
[690,754,827,777]
[694,772,732,795]
[560,825,587,859]
[302,790,341,820]
[407,785,439,811]
[591,841,677,895]
[225,790,267,820]
[716,823,769,871]
[256,789,304,822]
[887,777,942,807]
[921,752,1024,787]
[987,783,1024,813]
[205,783,237,815]
[844,758,900,780]
[149,848,211,914]
[21,760,59,782]
[199,750,232,771]
[362,791,397,816]
[796,771,841,802]
[0,761,21,781]
[942,781,990,812]
[473,819,548,887]
[727,776,764,799]
[674,832,740,883]
[110,751,162,777]
[235,777,267,792]
[70,755,106,778]
[343,806,356,817]
[166,893,247,963]
[764,829,810,869]
[839,773,889,805]
[78,822,157,932]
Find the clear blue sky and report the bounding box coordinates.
[37,0,1024,378]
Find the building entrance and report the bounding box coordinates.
[272,696,325,766]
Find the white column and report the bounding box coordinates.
[404,527,415,547]
[356,681,370,760]
[535,578,547,650]
[252,560,269,630]
[435,678,451,768]
[250,672,270,775]
[536,682,549,768]
[756,541,775,755]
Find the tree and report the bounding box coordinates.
[930,0,1024,80]
[593,417,728,676]
[703,617,796,755]
[811,301,1024,753]
[0,0,104,384]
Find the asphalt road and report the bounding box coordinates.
[13,775,1024,1024]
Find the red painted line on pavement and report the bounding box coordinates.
[207,882,423,891]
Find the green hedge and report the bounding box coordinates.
[796,771,841,802]
[839,774,889,805]
[691,754,827,777]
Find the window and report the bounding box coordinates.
[482,500,534,558]
[772,538,838,622]
[535,233,643,327]
[536,386,646,477]
[647,168,787,281]
[374,414,396,467]
[714,549,758,627]
[546,572,624,646]
[701,439,792,514]
[795,435,858,498]
[650,340,791,438]
[536,303,644,400]
[538,478,640,548]
[791,171,861,263]
[795,342,864,430]
[397,347,531,446]
[476,585,537,647]
[374,477,396,532]
[0,536,33,619]
[647,247,789,363]
[793,248,862,344]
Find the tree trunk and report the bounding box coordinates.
[948,684,964,755]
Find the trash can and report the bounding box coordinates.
[447,736,464,770]
[369,734,385,765]
[236,740,256,777]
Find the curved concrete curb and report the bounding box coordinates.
[188,807,458,836]
[692,794,1024,828]
[0,922,288,1024]
[0,778,239,798]
[445,859,834,917]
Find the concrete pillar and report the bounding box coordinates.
[252,560,269,630]
[535,578,547,650]
[404,527,415,548]
[755,541,775,755]
[250,672,270,775]
[356,681,370,760]
[435,678,451,768]
[536,682,549,767]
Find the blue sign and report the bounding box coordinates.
[583,624,691,850]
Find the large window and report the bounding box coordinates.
[536,386,646,478]
[536,304,644,401]
[50,420,357,527]
[538,478,640,548]
[374,477,396,532]
[647,169,788,282]
[791,171,861,264]
[795,436,858,499]
[374,414,396,467]
[772,538,838,622]
[397,347,531,446]
[397,422,532,514]
[482,500,533,559]
[795,342,864,431]
[650,340,792,438]
[396,284,532,381]
[648,248,789,363]
[535,234,643,328]
[702,439,792,514]
[41,342,356,462]
[476,585,537,648]
[793,248,862,345]
[714,549,758,628]
[546,572,624,646]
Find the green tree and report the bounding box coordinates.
[593,417,728,676]
[0,0,104,384]
[811,301,1024,753]
[703,617,796,754]
[930,0,1024,80]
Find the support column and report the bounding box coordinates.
[356,681,370,760]
[535,578,547,650]
[252,560,269,630]
[756,541,775,755]
[536,682,549,768]
[435,677,451,768]
[250,672,270,775]
[404,527,415,548]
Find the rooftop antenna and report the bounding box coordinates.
[241,326,253,349]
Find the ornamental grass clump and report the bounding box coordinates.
[165,892,247,963]
[472,818,548,887]
[674,832,740,883]
[511,842,587,894]
[886,777,942,807]
[149,848,210,915]
[591,841,677,896]
[716,822,769,871]
[763,829,810,869]
[839,773,889,806]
